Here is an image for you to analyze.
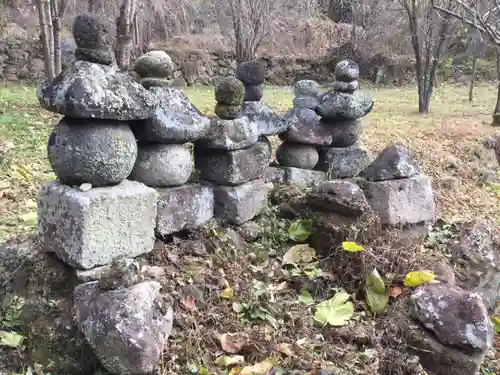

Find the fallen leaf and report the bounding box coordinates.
[228,368,242,375]
[342,241,365,252]
[218,332,250,354]
[220,287,235,299]
[215,355,245,368]
[282,244,316,266]
[365,288,389,314]
[404,271,436,287]
[388,286,403,298]
[314,290,354,326]
[79,183,92,192]
[0,330,24,348]
[275,281,288,291]
[181,295,196,312]
[240,359,274,375]
[298,289,314,305]
[19,211,37,224]
[277,342,296,357]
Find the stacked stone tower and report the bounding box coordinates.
[315,60,374,178]
[36,13,159,270]
[130,50,215,237]
[195,77,270,225]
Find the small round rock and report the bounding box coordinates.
[294,80,320,97]
[72,13,116,49]
[276,142,319,169]
[244,84,264,102]
[48,118,137,187]
[215,104,241,120]
[133,50,174,79]
[335,60,360,82]
[236,60,266,86]
[215,77,245,105]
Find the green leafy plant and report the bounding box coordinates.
[232,302,279,329]
[288,219,312,242]
[314,290,354,326]
[365,269,389,314]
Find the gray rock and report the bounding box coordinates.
[294,80,320,97]
[133,50,174,78]
[48,117,137,187]
[361,175,437,226]
[280,108,332,146]
[316,91,373,121]
[236,60,266,85]
[451,219,500,313]
[212,178,268,225]
[200,117,259,150]
[323,118,361,147]
[293,96,319,110]
[215,103,241,119]
[156,184,214,236]
[265,166,286,185]
[196,139,271,185]
[360,144,420,181]
[129,143,193,187]
[133,87,210,143]
[37,180,158,269]
[282,167,327,188]
[215,77,245,105]
[140,78,172,89]
[410,283,493,351]
[335,59,360,82]
[244,84,263,101]
[241,102,289,136]
[37,61,158,120]
[277,142,319,169]
[316,142,372,178]
[333,80,359,93]
[75,47,115,65]
[74,280,173,375]
[72,13,116,50]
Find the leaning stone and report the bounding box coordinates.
[48,117,137,187]
[133,87,210,143]
[74,47,115,65]
[37,61,158,120]
[361,175,437,226]
[317,91,373,121]
[333,80,359,93]
[200,117,259,150]
[280,108,331,146]
[294,80,320,97]
[250,102,289,136]
[277,142,319,169]
[129,143,193,187]
[316,142,372,178]
[37,180,158,269]
[410,283,493,351]
[72,13,116,49]
[74,280,173,375]
[156,184,214,236]
[236,60,266,86]
[215,77,245,105]
[293,96,319,110]
[133,50,174,79]
[282,167,327,188]
[244,84,264,102]
[322,118,361,147]
[215,103,241,120]
[196,139,271,185]
[360,144,420,181]
[212,178,268,225]
[335,59,360,82]
[265,166,286,185]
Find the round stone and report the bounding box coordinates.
[133,51,174,79]
[236,60,266,85]
[276,142,319,169]
[48,118,137,187]
[244,84,263,102]
[73,13,116,49]
[215,104,240,120]
[335,60,360,82]
[294,80,320,97]
[293,96,319,110]
[323,118,362,147]
[215,77,245,105]
[129,143,193,187]
[333,80,359,93]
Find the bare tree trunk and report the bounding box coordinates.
[50,0,62,75]
[116,0,136,70]
[36,0,55,81]
[87,0,98,12]
[493,49,500,126]
[469,52,477,102]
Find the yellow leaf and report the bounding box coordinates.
[240,359,274,375]
[229,369,242,375]
[220,287,235,300]
[25,200,37,209]
[404,271,436,287]
[215,355,245,368]
[19,211,37,224]
[0,330,24,348]
[342,241,365,252]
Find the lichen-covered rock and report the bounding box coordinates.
[244,84,263,101]
[74,47,115,65]
[129,143,193,187]
[72,13,116,50]
[276,142,319,169]
[140,77,172,89]
[333,80,359,93]
[200,117,259,150]
[280,108,332,146]
[316,143,372,178]
[215,77,245,105]
[316,91,373,121]
[335,59,360,82]
[282,167,327,188]
[133,50,174,78]
[215,103,241,119]
[241,101,289,136]
[133,87,210,143]
[37,61,158,120]
[236,60,266,85]
[196,139,271,185]
[360,144,420,181]
[293,96,320,110]
[323,118,361,147]
[265,166,286,185]
[410,283,493,351]
[37,180,158,269]
[451,219,500,313]
[48,117,137,187]
[74,280,173,375]
[294,80,320,97]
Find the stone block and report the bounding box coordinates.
[37,180,158,270]
[156,184,214,236]
[316,142,372,178]
[199,117,259,150]
[212,178,268,225]
[282,167,327,188]
[361,175,437,226]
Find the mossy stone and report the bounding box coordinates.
[215,77,245,105]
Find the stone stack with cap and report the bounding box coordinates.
[358,144,436,227]
[36,13,160,271]
[129,50,214,237]
[238,60,289,136]
[269,79,328,187]
[195,77,270,225]
[315,59,374,178]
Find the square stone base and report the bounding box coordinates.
[37,180,158,270]
[156,184,214,236]
[282,167,326,188]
